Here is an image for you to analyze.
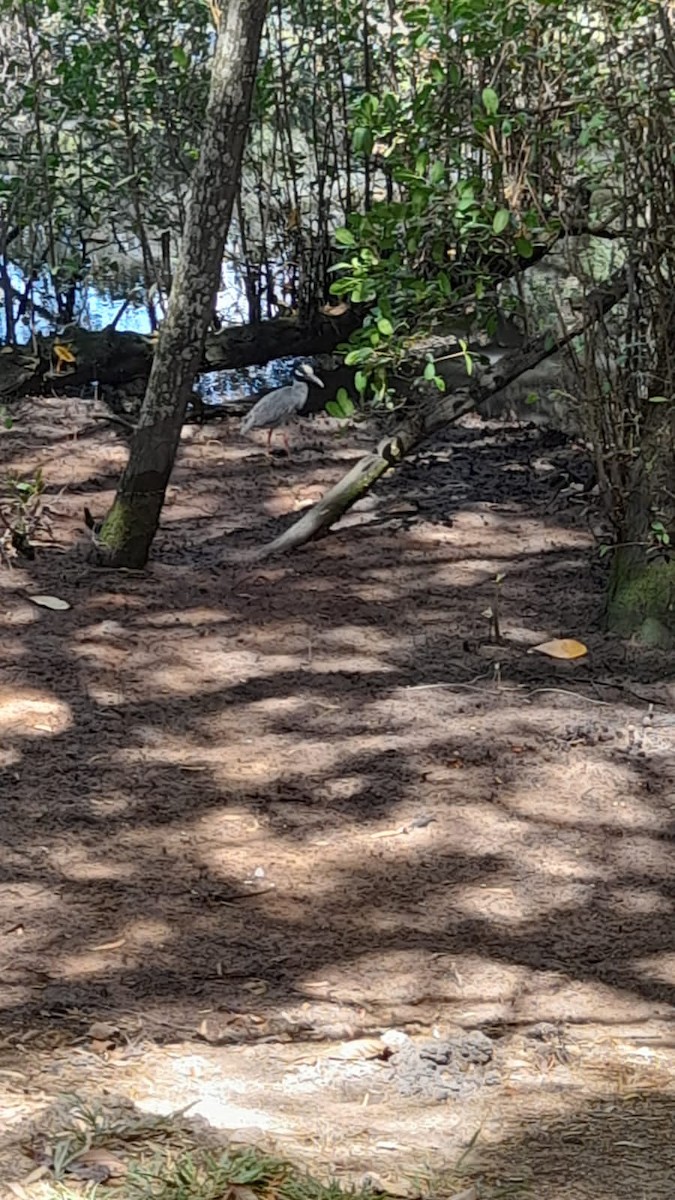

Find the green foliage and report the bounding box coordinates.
[327,0,591,404]
[0,0,670,369]
[0,0,212,321]
[650,520,671,549]
[0,466,48,560]
[5,466,45,514]
[326,388,356,419]
[128,1146,377,1200]
[324,0,668,408]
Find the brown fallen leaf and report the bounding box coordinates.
[225,1186,259,1200]
[319,301,349,317]
[21,1165,52,1189]
[357,1174,416,1198]
[87,1020,120,1041]
[242,979,268,995]
[7,1183,31,1199]
[198,1012,267,1043]
[65,1147,127,1182]
[327,1037,385,1061]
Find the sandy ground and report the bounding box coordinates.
[0,395,673,1197]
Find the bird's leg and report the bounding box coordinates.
[266,428,273,452]
[283,430,290,455]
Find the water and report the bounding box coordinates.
[1,259,296,399]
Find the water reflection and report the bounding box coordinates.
[0,258,250,341]
[0,258,298,399]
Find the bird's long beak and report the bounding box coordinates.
[304,367,324,388]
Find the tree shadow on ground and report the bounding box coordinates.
[1,1086,673,1199]
[0,404,673,1047]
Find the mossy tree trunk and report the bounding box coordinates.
[606,407,675,645]
[97,0,268,569]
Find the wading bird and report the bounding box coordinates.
[240,362,324,453]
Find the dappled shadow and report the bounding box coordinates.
[0,397,673,1061]
[0,1073,673,1198]
[464,1090,675,1200]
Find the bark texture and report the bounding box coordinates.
[98,0,268,568]
[606,407,675,645]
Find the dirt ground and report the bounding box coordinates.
[0,396,674,1197]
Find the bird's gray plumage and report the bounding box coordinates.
[240,363,324,443]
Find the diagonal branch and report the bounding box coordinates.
[259,269,629,557]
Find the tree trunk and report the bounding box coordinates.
[97,0,268,568]
[606,408,675,646]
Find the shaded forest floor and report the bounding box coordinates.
[0,396,674,1198]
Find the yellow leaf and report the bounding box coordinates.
[53,343,76,363]
[532,638,588,660]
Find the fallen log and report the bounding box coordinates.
[259,269,629,557]
[0,309,361,398]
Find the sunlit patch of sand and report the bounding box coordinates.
[0,688,72,736]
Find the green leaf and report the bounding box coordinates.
[515,235,534,259]
[492,209,510,234]
[481,87,499,115]
[354,371,367,393]
[335,227,356,247]
[429,160,445,186]
[327,391,356,419]
[344,348,372,366]
[329,279,356,296]
[172,45,189,69]
[459,341,473,376]
[648,395,670,403]
[423,361,436,381]
[352,127,374,156]
[377,316,394,336]
[350,282,375,303]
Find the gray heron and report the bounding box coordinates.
[240,362,324,453]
